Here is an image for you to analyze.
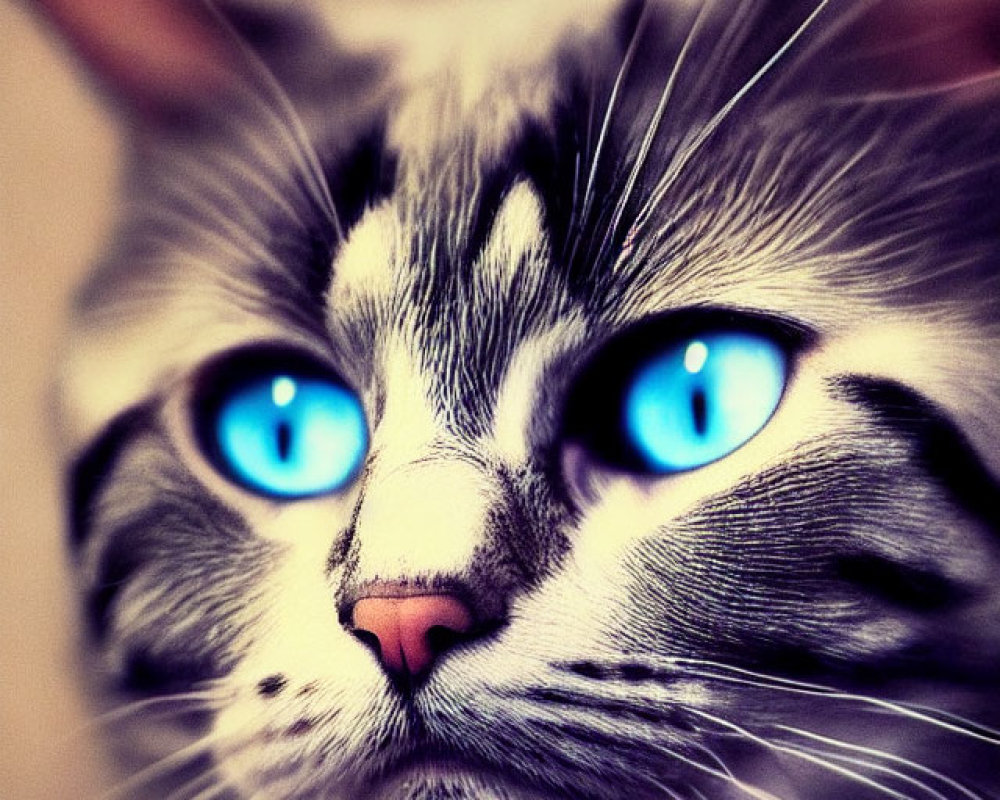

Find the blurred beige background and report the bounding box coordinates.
[1,2,119,796]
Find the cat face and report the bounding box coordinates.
[57,1,1000,797]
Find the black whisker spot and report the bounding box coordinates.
[619,663,657,682]
[258,674,288,697]
[287,718,316,736]
[565,660,609,680]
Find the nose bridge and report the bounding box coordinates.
[339,452,502,679]
[350,452,495,580]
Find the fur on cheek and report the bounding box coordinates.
[209,545,403,795]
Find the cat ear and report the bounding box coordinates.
[32,0,240,119]
[858,0,1000,93]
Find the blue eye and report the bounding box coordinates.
[624,332,786,472]
[211,371,367,498]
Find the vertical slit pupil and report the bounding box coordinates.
[691,388,708,436]
[276,421,293,461]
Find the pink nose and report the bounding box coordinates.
[351,593,473,676]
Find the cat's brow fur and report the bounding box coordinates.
[59,1,1000,798]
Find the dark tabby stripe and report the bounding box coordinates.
[67,404,157,549]
[832,374,1000,533]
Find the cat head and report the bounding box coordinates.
[53,1,1000,797]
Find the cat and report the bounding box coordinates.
[50,0,1000,798]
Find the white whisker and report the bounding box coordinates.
[563,148,584,261]
[689,740,736,779]
[62,687,233,748]
[571,1,651,267]
[673,660,1000,746]
[774,724,986,800]
[825,67,1000,106]
[203,1,345,240]
[635,0,834,230]
[501,689,769,798]
[599,0,711,265]
[654,781,688,800]
[620,657,1000,747]
[100,724,248,800]
[688,708,916,800]
[683,0,758,106]
[756,0,883,106]
[655,742,785,800]
[788,742,969,800]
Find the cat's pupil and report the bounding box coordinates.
[276,420,293,461]
[690,387,708,436]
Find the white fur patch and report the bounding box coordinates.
[344,335,491,579]
[373,336,442,463]
[351,457,495,580]
[327,202,400,308]
[316,0,622,125]
[473,180,549,293]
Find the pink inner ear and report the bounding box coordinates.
[862,0,1000,90]
[35,0,238,115]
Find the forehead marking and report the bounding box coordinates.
[473,180,549,293]
[328,202,400,308]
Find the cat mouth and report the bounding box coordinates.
[359,757,544,800]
